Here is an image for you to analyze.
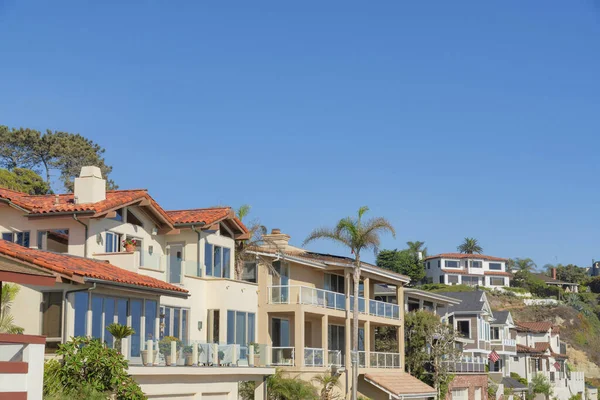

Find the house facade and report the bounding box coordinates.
[510,321,589,400]
[0,166,273,399]
[424,253,511,288]
[247,229,438,400]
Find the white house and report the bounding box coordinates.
[0,166,273,399]
[424,253,512,288]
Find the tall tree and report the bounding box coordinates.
[0,283,24,334]
[303,206,395,400]
[514,258,536,273]
[457,237,483,254]
[0,126,116,192]
[406,240,428,258]
[0,168,50,194]
[376,249,425,284]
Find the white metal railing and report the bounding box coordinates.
[368,298,400,320]
[268,286,400,320]
[442,357,487,373]
[300,286,345,311]
[304,347,325,367]
[502,339,516,346]
[328,350,343,367]
[271,346,295,366]
[369,351,401,368]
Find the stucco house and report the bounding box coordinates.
[0,166,273,399]
[424,253,512,288]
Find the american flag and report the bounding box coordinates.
[488,350,500,363]
[554,362,561,371]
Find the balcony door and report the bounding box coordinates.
[168,244,183,284]
[272,261,290,303]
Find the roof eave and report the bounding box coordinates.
[83,277,190,298]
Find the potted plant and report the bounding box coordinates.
[183,344,194,366]
[140,333,157,366]
[249,342,261,366]
[106,323,134,355]
[122,238,137,252]
[159,336,181,365]
[218,350,225,366]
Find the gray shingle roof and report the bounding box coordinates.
[492,310,510,325]
[435,291,487,316]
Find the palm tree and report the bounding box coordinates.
[406,241,427,258]
[514,258,537,273]
[106,323,135,353]
[303,206,395,400]
[0,283,24,334]
[234,204,268,279]
[313,372,341,400]
[457,237,483,254]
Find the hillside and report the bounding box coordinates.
[487,291,600,378]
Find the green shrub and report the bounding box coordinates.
[419,284,475,293]
[43,336,145,400]
[511,372,528,386]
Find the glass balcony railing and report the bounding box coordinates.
[304,347,325,367]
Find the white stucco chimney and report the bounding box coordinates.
[74,166,106,204]
[262,228,291,251]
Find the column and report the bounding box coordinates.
[363,277,370,302]
[396,285,405,370]
[294,310,305,367]
[254,378,266,400]
[321,314,329,364]
[364,320,371,368]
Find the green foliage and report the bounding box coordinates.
[512,271,560,298]
[457,237,483,254]
[510,372,528,386]
[589,277,600,294]
[404,311,440,379]
[158,336,182,355]
[503,286,529,294]
[0,283,24,333]
[0,126,116,192]
[374,326,398,352]
[0,168,50,194]
[44,336,145,400]
[106,323,135,351]
[266,369,318,400]
[569,393,582,400]
[312,372,341,399]
[419,283,475,293]
[376,248,425,284]
[531,373,553,399]
[513,257,537,273]
[406,241,428,258]
[554,264,588,285]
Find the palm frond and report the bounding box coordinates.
[302,227,351,248]
[236,204,251,221]
[357,206,369,220]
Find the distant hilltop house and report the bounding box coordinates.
[423,253,511,288]
[586,261,600,277]
[532,269,579,293]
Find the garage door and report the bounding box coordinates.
[451,388,468,400]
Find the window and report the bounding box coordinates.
[447,275,459,285]
[439,276,445,284]
[514,356,519,362]
[207,309,220,343]
[328,325,345,352]
[227,310,256,345]
[489,263,502,271]
[42,292,62,352]
[160,305,190,342]
[445,260,460,268]
[324,274,345,294]
[457,320,470,338]
[1,231,30,247]
[38,229,69,253]
[463,276,479,286]
[490,277,505,286]
[470,260,483,268]
[272,318,290,347]
[490,359,502,372]
[74,292,88,337]
[105,232,121,253]
[242,261,257,283]
[491,327,500,340]
[427,261,430,270]
[205,242,231,278]
[451,388,468,400]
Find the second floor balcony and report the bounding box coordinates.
[268,285,401,320]
[269,346,401,369]
[442,356,488,373]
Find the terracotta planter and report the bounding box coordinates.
[125,244,135,252]
[165,355,173,366]
[253,355,261,366]
[141,350,157,366]
[185,354,193,366]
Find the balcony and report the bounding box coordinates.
[359,351,402,368]
[442,356,487,373]
[491,338,517,354]
[268,285,400,320]
[269,347,401,369]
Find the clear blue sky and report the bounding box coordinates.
[1,1,599,268]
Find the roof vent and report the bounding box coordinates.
[271,228,281,234]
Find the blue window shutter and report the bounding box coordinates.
[106,232,113,252]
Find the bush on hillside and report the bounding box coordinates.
[419,284,475,293]
[589,277,600,294]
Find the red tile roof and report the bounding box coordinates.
[517,344,546,355]
[0,188,171,222]
[364,372,437,397]
[516,321,553,333]
[0,240,187,295]
[426,253,507,262]
[166,207,232,225]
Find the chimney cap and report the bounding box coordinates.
[79,166,103,179]
[271,228,281,234]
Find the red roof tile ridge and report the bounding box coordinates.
[166,206,231,212]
